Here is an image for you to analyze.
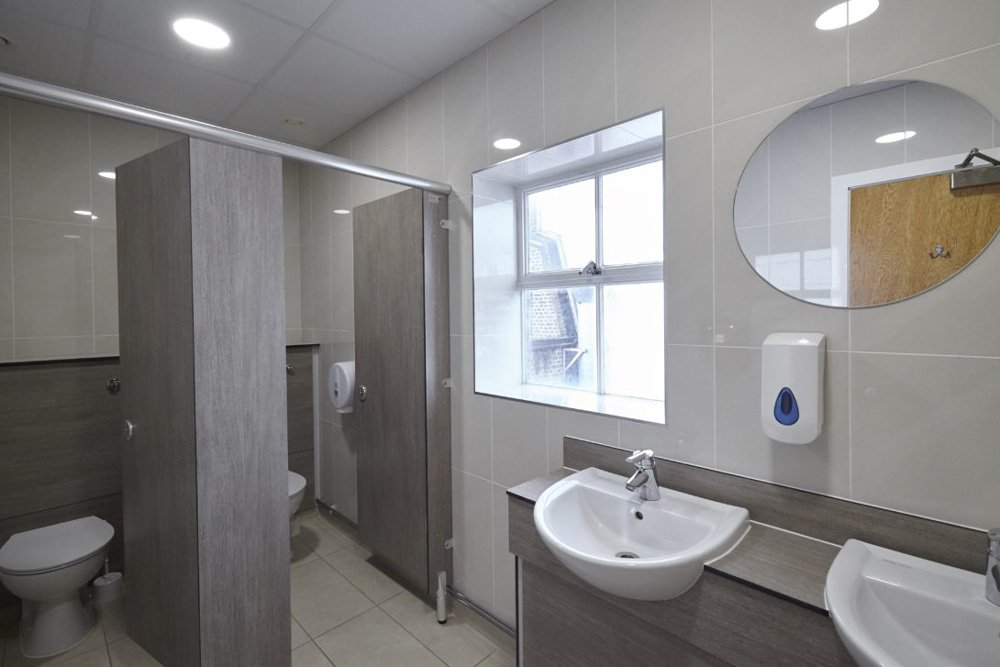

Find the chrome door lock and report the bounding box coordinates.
[357,385,368,402]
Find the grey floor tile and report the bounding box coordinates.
[291,642,333,667]
[96,600,126,644]
[475,649,515,667]
[290,617,310,650]
[314,607,446,667]
[298,516,354,556]
[106,637,162,667]
[380,591,497,667]
[4,623,107,667]
[323,544,402,604]
[291,559,373,637]
[290,535,320,569]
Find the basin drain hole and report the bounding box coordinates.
[615,551,640,559]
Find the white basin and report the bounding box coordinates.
[532,467,750,600]
[825,539,1000,667]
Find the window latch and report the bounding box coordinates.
[579,260,603,276]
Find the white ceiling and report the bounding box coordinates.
[0,0,552,147]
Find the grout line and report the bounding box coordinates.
[709,0,717,469]
[611,0,618,122]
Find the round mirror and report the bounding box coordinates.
[734,80,1000,308]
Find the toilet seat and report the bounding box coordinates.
[288,471,306,498]
[0,516,114,576]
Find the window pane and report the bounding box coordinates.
[601,161,663,266]
[524,287,597,392]
[526,179,595,272]
[603,283,664,401]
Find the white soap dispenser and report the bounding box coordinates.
[760,333,825,444]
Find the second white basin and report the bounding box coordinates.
[533,467,749,600]
[825,539,1000,667]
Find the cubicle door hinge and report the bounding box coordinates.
[444,538,455,550]
[439,218,452,230]
[427,193,443,205]
[441,378,454,389]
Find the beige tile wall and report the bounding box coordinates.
[0,95,304,362]
[318,0,1000,626]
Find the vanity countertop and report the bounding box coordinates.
[508,469,840,612]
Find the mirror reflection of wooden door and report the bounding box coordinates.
[850,173,1000,306]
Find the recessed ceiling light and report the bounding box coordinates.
[73,209,92,217]
[91,215,99,221]
[875,130,916,144]
[98,171,116,180]
[283,118,305,127]
[333,209,350,215]
[493,138,521,150]
[63,234,81,240]
[815,0,879,30]
[172,17,231,50]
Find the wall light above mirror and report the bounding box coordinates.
[734,80,1000,308]
[472,111,665,423]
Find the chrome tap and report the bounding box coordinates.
[988,528,1000,607]
[624,449,660,501]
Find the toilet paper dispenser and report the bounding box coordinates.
[328,361,356,414]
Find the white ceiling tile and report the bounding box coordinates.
[0,9,87,86]
[86,38,253,121]
[234,0,334,29]
[98,0,304,84]
[478,0,552,22]
[315,0,512,78]
[266,36,421,118]
[227,86,359,147]
[0,0,94,30]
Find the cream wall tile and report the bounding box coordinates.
[712,0,847,123]
[320,420,359,523]
[619,419,668,458]
[665,129,714,346]
[487,13,544,162]
[11,100,90,223]
[451,469,494,606]
[545,407,619,470]
[665,344,715,467]
[348,124,379,206]
[0,218,11,340]
[283,161,301,245]
[14,335,94,360]
[715,347,850,496]
[904,81,995,163]
[406,77,445,183]
[491,398,548,487]
[90,114,158,226]
[615,0,711,137]
[375,100,408,176]
[0,99,10,217]
[449,195,473,336]
[93,226,118,336]
[451,335,492,479]
[330,233,354,331]
[12,219,93,338]
[491,483,515,627]
[768,105,830,224]
[285,244,302,331]
[443,49,488,197]
[94,335,117,357]
[830,83,905,176]
[713,107,849,350]
[542,0,615,144]
[304,234,334,331]
[0,338,12,362]
[851,353,1000,528]
[849,0,1000,84]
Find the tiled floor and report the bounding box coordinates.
[0,511,515,667]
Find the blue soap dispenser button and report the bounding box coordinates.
[773,387,800,426]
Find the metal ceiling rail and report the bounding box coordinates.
[0,72,453,196]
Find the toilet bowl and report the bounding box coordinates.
[288,470,307,518]
[0,516,114,658]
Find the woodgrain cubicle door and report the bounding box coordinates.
[117,138,289,666]
[353,188,430,593]
[850,173,1000,306]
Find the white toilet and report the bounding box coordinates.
[288,470,307,538]
[0,516,114,658]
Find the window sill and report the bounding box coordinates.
[477,382,665,424]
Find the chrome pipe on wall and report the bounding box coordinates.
[0,71,453,196]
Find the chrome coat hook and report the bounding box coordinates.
[929,244,951,259]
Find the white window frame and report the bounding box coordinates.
[515,150,664,398]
